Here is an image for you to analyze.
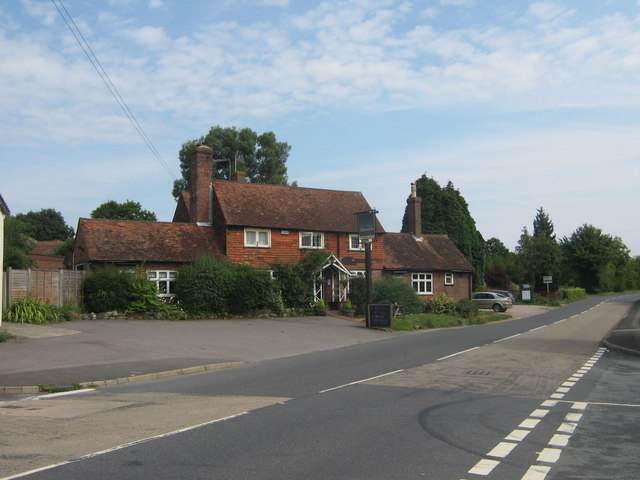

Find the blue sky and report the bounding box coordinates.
[2,0,639,255]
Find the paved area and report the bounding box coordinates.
[0,301,637,394]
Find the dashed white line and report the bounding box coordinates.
[469,458,500,475]
[487,442,518,458]
[318,369,404,393]
[506,429,531,441]
[522,465,551,480]
[548,434,571,447]
[436,346,479,361]
[493,333,522,343]
[537,448,562,463]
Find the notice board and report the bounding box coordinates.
[368,303,393,329]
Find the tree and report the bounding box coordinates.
[516,208,561,290]
[401,175,486,289]
[172,126,291,199]
[91,200,157,221]
[3,216,34,268]
[13,208,74,241]
[533,207,555,239]
[560,224,630,293]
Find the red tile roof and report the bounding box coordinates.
[383,233,474,272]
[76,218,224,263]
[211,180,385,233]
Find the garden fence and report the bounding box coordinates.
[2,268,87,312]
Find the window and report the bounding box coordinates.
[300,231,324,249]
[244,228,271,248]
[445,272,454,285]
[412,273,433,295]
[351,270,365,277]
[349,234,365,251]
[147,270,177,297]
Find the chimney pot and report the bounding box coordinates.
[407,183,422,236]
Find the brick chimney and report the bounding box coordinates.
[407,182,422,236]
[190,145,213,225]
[231,171,246,183]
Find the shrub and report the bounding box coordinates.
[558,287,586,302]
[348,276,367,315]
[372,278,423,314]
[227,264,279,315]
[4,298,74,324]
[271,250,329,309]
[127,276,167,313]
[455,299,479,319]
[175,255,232,316]
[424,294,457,314]
[83,267,133,312]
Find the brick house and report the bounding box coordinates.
[71,145,473,304]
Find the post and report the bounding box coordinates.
[365,240,373,328]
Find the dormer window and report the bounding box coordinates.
[300,231,324,249]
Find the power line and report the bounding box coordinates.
[50,0,177,180]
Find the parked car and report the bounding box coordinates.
[488,290,516,304]
[471,291,513,312]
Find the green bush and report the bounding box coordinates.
[373,278,423,314]
[348,276,367,315]
[559,287,587,302]
[455,299,479,319]
[83,267,133,312]
[271,251,329,309]
[424,294,457,314]
[175,255,280,316]
[4,298,74,324]
[127,276,167,313]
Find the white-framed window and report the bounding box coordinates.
[445,272,454,285]
[244,228,271,248]
[349,234,365,251]
[412,272,433,295]
[350,270,365,277]
[147,270,177,297]
[300,231,324,249]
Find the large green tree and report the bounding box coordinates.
[172,126,291,199]
[401,175,486,289]
[516,208,561,289]
[13,209,74,241]
[561,224,631,292]
[3,216,34,268]
[91,200,157,221]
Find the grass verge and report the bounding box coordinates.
[393,311,511,331]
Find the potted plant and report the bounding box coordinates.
[341,298,355,317]
[315,298,328,316]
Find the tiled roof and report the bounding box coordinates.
[383,233,474,272]
[0,193,9,215]
[76,218,224,263]
[31,240,64,256]
[212,180,385,233]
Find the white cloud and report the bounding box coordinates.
[122,25,169,49]
[148,0,164,8]
[21,0,57,25]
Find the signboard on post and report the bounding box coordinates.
[357,210,376,241]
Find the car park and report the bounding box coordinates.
[471,291,513,312]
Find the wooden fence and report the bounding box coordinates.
[2,268,88,310]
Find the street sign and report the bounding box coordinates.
[543,276,553,284]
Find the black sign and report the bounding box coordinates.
[357,211,376,240]
[368,303,393,328]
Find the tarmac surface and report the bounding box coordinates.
[1,302,638,394]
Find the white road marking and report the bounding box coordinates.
[537,448,562,463]
[529,325,547,332]
[565,412,583,422]
[0,412,248,480]
[548,434,571,447]
[557,422,577,434]
[506,429,531,441]
[530,409,550,418]
[519,418,541,429]
[493,333,522,343]
[521,465,551,480]
[436,347,479,361]
[318,369,404,393]
[487,442,518,458]
[469,459,500,475]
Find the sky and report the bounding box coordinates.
[1,0,639,255]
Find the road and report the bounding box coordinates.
[1,295,639,479]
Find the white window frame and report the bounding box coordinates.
[350,270,365,277]
[244,228,271,248]
[147,270,177,297]
[412,272,433,295]
[445,272,454,285]
[299,231,324,249]
[349,234,365,251]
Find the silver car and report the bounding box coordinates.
[471,291,513,312]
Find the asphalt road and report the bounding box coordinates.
[2,294,639,479]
